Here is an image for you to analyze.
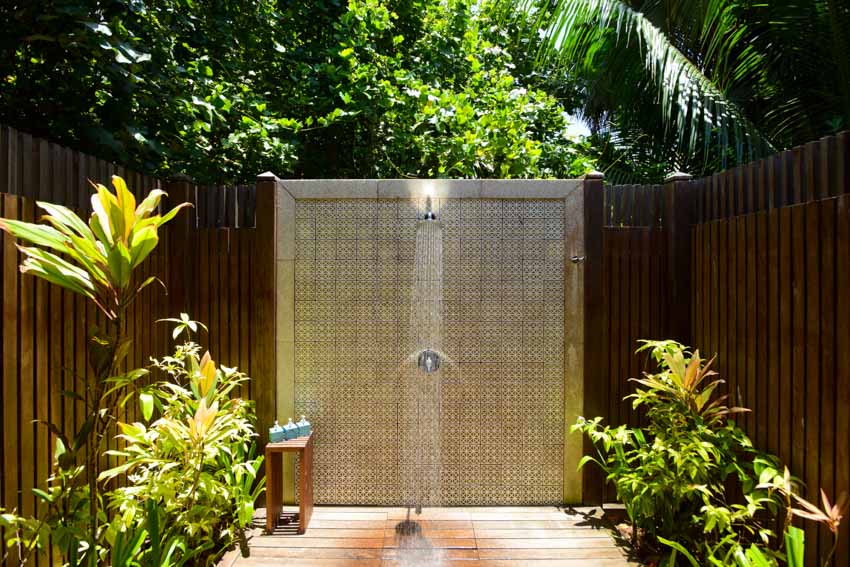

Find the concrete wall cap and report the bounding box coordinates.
[664,171,692,182]
[256,171,281,182]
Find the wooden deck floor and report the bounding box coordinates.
[223,506,634,567]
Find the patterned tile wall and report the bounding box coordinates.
[293,198,566,505]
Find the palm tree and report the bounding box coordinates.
[504,0,850,179]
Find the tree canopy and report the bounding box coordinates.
[3,0,846,183]
[0,0,593,183]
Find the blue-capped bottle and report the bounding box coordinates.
[283,418,298,440]
[296,415,311,437]
[269,420,286,443]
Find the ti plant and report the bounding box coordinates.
[575,339,848,566]
[102,318,263,565]
[0,176,188,564]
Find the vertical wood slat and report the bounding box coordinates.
[755,215,768,452]
[819,198,836,559]
[603,231,623,426]
[252,173,278,507]
[2,196,19,548]
[745,216,757,438]
[791,204,806,514]
[19,198,35,521]
[766,208,780,456]
[835,195,850,566]
[804,200,821,565]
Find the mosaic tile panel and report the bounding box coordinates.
[293,198,568,505]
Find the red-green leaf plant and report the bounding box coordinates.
[0,176,189,565]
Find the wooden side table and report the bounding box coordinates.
[265,432,314,534]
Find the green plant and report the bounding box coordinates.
[109,500,213,567]
[0,176,188,565]
[504,0,850,178]
[576,339,847,565]
[573,340,780,560]
[0,439,93,565]
[102,318,264,565]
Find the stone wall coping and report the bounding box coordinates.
[278,179,584,199]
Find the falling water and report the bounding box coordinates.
[400,198,444,520]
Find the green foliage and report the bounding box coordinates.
[102,325,264,566]
[337,0,594,178]
[573,340,782,561]
[505,0,850,179]
[575,339,848,565]
[0,0,593,182]
[0,176,187,565]
[0,176,186,319]
[0,440,93,565]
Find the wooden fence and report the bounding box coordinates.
[0,127,270,566]
[601,227,670,429]
[3,121,850,564]
[595,132,850,566]
[0,198,171,567]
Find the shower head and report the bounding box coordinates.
[421,196,437,221]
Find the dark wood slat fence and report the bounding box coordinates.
[2,122,850,566]
[0,128,270,567]
[594,132,850,566]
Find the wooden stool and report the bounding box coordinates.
[265,432,313,534]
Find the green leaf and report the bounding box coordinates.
[784,526,804,567]
[658,536,700,567]
[0,218,68,252]
[157,202,192,226]
[107,241,132,289]
[140,392,154,421]
[129,224,159,268]
[743,545,772,567]
[134,189,166,219]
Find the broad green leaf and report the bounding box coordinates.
[107,241,132,289]
[129,224,159,268]
[140,392,154,421]
[112,175,137,240]
[0,218,68,252]
[135,189,166,219]
[157,202,193,226]
[90,189,115,246]
[37,201,96,242]
[658,536,700,567]
[18,245,94,289]
[20,258,96,300]
[784,526,804,567]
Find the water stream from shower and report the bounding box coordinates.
[400,196,444,519]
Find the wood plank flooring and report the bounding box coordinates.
[224,507,634,566]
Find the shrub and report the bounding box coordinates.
[102,318,264,565]
[574,340,782,562]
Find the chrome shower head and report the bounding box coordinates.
[421,196,437,221]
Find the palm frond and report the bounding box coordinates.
[511,0,776,166]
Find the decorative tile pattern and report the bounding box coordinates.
[293,198,569,505]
